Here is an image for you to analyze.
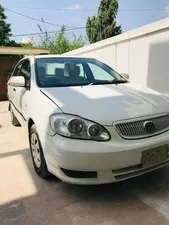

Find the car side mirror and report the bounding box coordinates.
[8,76,25,87]
[121,73,130,80]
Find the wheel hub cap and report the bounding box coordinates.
[31,133,41,168]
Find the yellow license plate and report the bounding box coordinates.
[142,144,169,168]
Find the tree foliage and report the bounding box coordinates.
[0,5,12,46]
[21,41,34,48]
[0,5,22,47]
[86,0,122,43]
[36,25,85,54]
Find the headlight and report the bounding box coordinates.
[50,114,111,141]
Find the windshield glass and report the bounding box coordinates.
[35,57,127,88]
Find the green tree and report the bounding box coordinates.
[21,41,34,48]
[86,16,98,43]
[0,5,12,46]
[20,37,35,48]
[0,5,22,47]
[37,25,85,54]
[86,0,122,43]
[6,40,23,47]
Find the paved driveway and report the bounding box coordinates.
[1,101,169,225]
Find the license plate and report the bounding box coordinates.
[142,144,169,168]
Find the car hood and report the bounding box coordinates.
[41,83,169,125]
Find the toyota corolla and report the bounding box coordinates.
[7,55,169,184]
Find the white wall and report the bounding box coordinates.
[116,41,129,74]
[64,18,169,94]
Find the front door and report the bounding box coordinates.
[8,62,22,114]
[9,59,31,128]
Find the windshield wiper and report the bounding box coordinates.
[48,80,128,88]
[84,82,93,86]
[83,80,128,86]
[110,80,128,84]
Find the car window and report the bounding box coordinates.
[19,60,31,86]
[20,60,31,79]
[12,63,22,77]
[46,63,63,75]
[36,57,126,88]
[42,63,85,77]
[36,60,89,85]
[88,62,115,80]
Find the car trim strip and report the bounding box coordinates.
[114,159,169,180]
[9,100,26,121]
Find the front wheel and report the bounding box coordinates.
[29,124,50,178]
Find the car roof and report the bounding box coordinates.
[24,55,94,60]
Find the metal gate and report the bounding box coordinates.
[0,56,21,101]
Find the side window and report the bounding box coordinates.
[12,63,22,77]
[19,60,31,86]
[88,63,115,80]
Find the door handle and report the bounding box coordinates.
[13,88,16,92]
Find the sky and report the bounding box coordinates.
[1,0,169,42]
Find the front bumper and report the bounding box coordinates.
[39,127,169,185]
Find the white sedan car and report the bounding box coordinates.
[8,55,169,185]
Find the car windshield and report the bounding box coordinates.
[35,57,127,88]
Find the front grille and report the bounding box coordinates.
[114,114,169,139]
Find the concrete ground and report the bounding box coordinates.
[1,101,169,225]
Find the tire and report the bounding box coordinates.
[29,124,50,178]
[10,107,20,126]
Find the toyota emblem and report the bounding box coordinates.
[144,121,155,133]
